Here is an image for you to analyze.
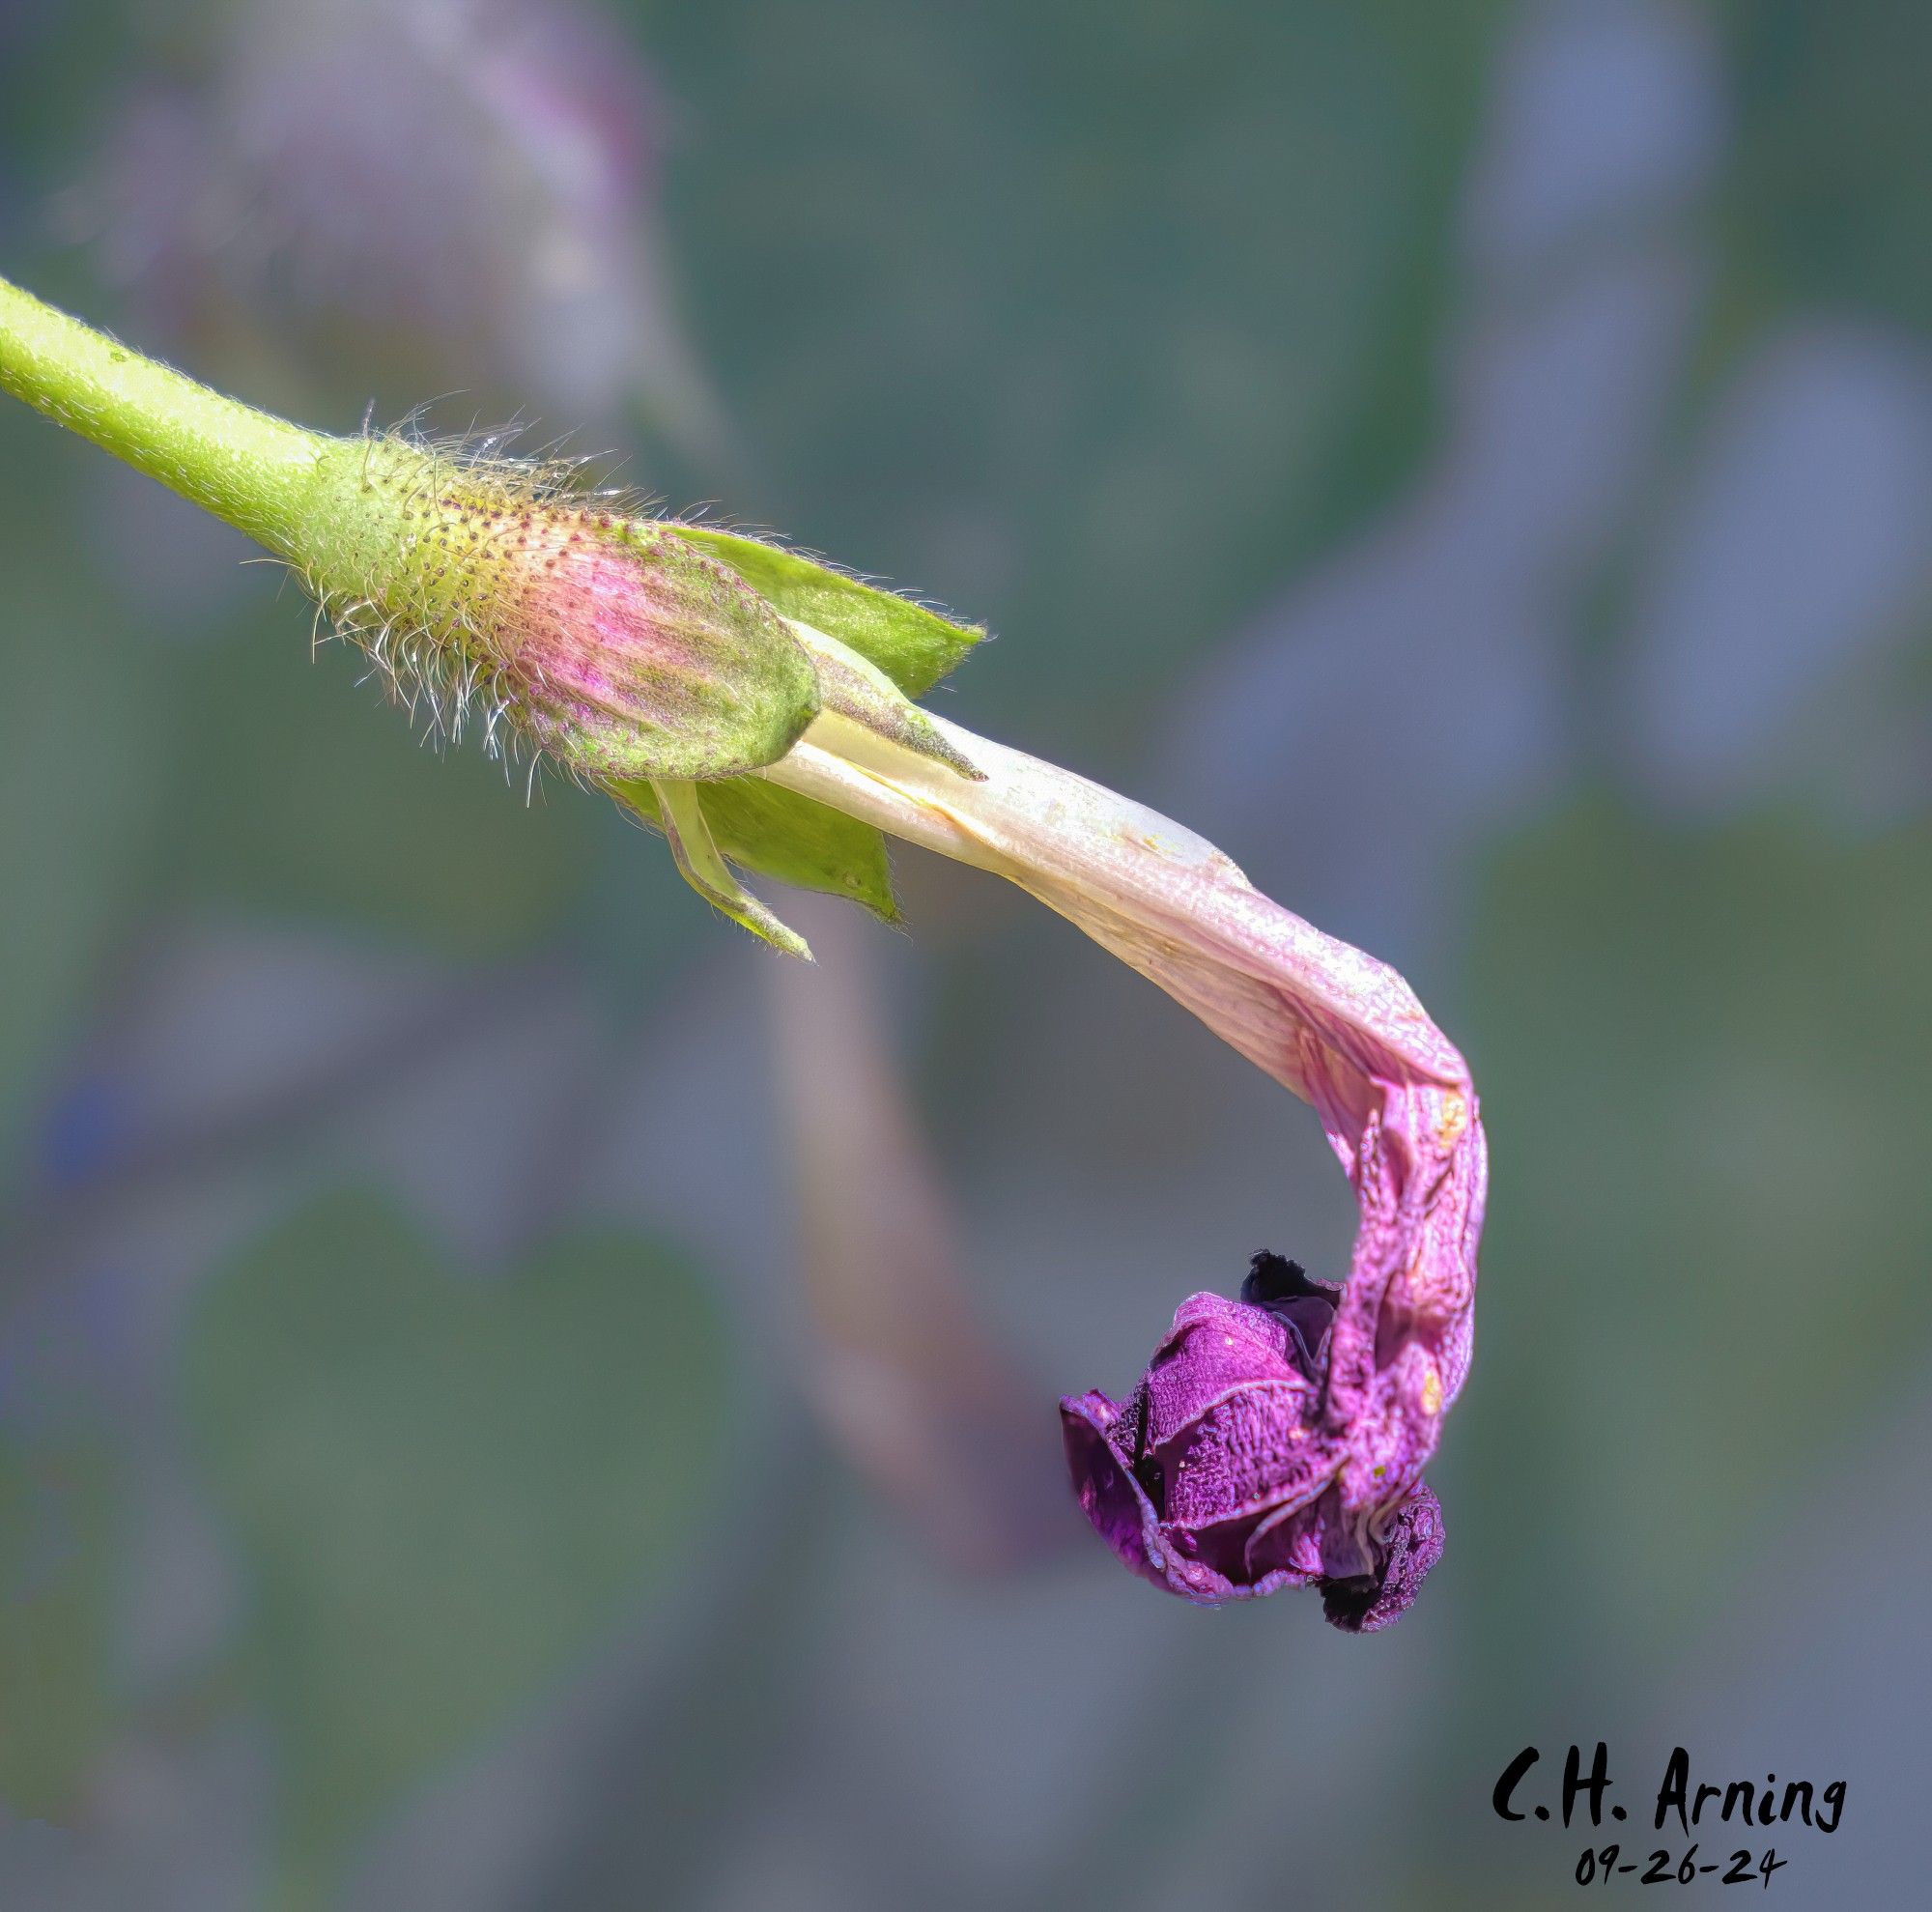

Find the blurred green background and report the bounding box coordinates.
[3,1,1928,1906]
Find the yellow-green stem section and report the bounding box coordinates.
[0,273,326,550]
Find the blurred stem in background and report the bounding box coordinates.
[766,891,1063,1569]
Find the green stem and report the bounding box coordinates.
[0,273,327,550]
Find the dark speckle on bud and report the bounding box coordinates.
[505,522,819,781]
[293,439,820,782]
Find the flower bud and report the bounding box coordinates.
[293,439,820,784]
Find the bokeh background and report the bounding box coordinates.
[4,1,1929,1906]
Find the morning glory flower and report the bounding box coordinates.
[761,707,1487,1623]
[0,272,1487,1624]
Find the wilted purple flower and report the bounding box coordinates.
[765,712,1487,1624]
[1062,1260,1445,1627]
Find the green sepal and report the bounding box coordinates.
[650,778,811,958]
[667,525,982,697]
[786,621,983,782]
[613,775,899,924]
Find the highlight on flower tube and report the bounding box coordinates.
[0,273,1486,1626]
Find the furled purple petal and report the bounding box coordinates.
[1153,1381,1324,1532]
[1059,1367,1444,1623]
[1065,1271,1461,1625]
[1061,1384,1281,1606]
[1059,1390,1167,1590]
[1140,1290,1305,1451]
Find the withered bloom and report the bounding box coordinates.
[763,716,1486,1624]
[1062,1259,1445,1627]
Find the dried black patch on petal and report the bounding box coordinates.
[1240,1250,1317,1305]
